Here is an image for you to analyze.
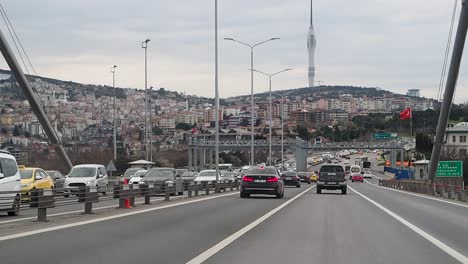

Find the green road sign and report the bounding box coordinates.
[373,133,398,140]
[435,161,463,177]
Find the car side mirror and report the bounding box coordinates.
[35,175,43,180]
[0,173,4,179]
[97,174,104,179]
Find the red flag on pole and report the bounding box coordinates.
[400,107,412,120]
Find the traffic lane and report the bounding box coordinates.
[352,180,468,257]
[205,186,456,264]
[0,185,308,264]
[0,195,171,222]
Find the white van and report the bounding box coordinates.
[64,164,109,195]
[0,151,21,216]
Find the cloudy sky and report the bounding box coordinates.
[0,0,466,102]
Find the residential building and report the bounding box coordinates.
[445,122,468,156]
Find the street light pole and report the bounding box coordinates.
[149,86,153,162]
[252,69,292,166]
[142,39,150,160]
[111,65,117,160]
[273,90,294,172]
[214,0,220,182]
[224,37,280,166]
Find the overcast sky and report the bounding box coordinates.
[0,0,467,102]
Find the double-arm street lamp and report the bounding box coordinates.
[224,37,280,166]
[252,69,292,165]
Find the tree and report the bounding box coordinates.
[296,125,308,141]
[153,126,163,135]
[175,122,192,131]
[12,126,20,136]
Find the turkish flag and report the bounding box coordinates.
[400,107,412,120]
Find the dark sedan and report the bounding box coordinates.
[281,171,301,188]
[297,172,311,184]
[140,168,183,195]
[240,166,284,199]
[181,171,198,182]
[46,170,66,190]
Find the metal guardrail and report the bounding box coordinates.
[0,180,240,222]
[378,179,468,203]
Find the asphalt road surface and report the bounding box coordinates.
[1,173,467,264]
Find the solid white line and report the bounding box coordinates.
[349,186,468,264]
[0,198,165,224]
[186,185,316,264]
[0,192,238,241]
[364,179,468,209]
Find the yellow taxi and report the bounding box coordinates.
[19,166,55,200]
[310,171,318,182]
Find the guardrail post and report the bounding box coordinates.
[83,186,98,214]
[130,184,138,207]
[229,180,234,191]
[195,182,199,196]
[31,189,54,222]
[143,184,152,204]
[165,182,172,201]
[188,182,193,198]
[205,181,210,195]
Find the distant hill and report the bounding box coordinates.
[227,85,408,101]
[0,69,212,104]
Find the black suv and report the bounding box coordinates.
[317,165,347,195]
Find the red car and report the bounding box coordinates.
[351,174,364,182]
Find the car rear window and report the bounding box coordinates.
[320,166,344,173]
[248,167,277,175]
[281,171,297,176]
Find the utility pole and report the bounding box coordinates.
[429,0,468,180]
[111,65,117,160]
[142,39,150,160]
[214,0,220,182]
[149,86,153,162]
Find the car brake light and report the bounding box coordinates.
[267,177,278,182]
[242,176,254,182]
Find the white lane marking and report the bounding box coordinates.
[0,198,165,224]
[186,185,316,264]
[0,192,238,241]
[372,174,383,180]
[364,179,468,209]
[349,186,468,264]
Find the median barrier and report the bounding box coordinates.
[1,179,240,223]
[379,179,468,203]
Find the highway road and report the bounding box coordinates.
[1,173,467,264]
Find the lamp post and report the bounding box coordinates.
[149,86,153,162]
[111,65,117,160]
[142,39,150,160]
[253,68,292,166]
[214,0,220,182]
[224,37,280,166]
[273,90,294,172]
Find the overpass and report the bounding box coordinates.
[189,135,407,171]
